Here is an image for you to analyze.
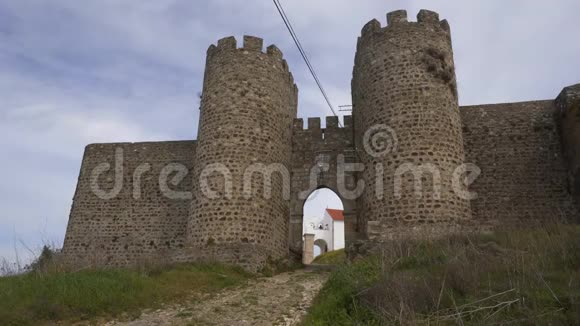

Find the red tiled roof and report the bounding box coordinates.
[326,208,344,221]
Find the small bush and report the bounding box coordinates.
[302,256,383,325]
[24,245,61,274]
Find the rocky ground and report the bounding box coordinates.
[105,269,328,326]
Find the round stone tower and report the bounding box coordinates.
[352,10,471,240]
[188,36,297,271]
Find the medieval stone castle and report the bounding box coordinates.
[62,9,580,272]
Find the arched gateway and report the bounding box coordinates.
[301,188,346,264]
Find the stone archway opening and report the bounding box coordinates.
[314,239,328,256]
[301,188,345,264]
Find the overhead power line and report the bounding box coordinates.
[272,0,342,127]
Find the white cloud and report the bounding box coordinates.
[5,104,163,143]
[0,72,171,159]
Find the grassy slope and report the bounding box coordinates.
[312,249,347,265]
[304,225,580,325]
[0,263,252,325]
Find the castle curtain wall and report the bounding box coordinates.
[62,141,195,267]
[61,98,580,270]
[461,101,578,224]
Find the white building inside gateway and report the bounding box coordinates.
[302,208,345,262]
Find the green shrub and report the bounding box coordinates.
[302,256,382,325]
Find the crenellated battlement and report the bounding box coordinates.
[207,35,286,58]
[292,116,354,152]
[354,9,457,97]
[206,35,297,92]
[358,9,450,44]
[292,116,353,131]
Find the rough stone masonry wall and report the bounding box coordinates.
[351,9,471,242]
[556,84,580,206]
[461,101,578,224]
[62,141,195,267]
[289,116,358,254]
[188,36,298,272]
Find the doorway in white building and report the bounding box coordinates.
[302,188,344,260]
[313,239,328,257]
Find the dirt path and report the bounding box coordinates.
[105,269,328,326]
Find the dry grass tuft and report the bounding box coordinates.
[304,224,580,325]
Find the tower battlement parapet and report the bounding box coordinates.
[208,35,286,59]
[355,10,457,98]
[206,35,297,93]
[358,10,451,47]
[292,116,353,131]
[292,116,354,151]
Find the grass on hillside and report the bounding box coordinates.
[304,224,580,325]
[0,262,253,325]
[312,249,347,265]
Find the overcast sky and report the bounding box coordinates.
[0,0,579,265]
